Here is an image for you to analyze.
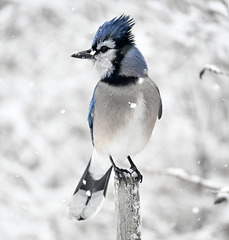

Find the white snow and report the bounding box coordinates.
[86,190,91,197]
[128,101,137,109]
[1,0,229,240]
[204,64,221,73]
[138,77,144,85]
[192,207,200,214]
[60,109,66,114]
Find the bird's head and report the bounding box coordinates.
[71,15,148,80]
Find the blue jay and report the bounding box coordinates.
[68,15,162,221]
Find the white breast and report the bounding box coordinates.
[102,93,149,159]
[93,77,160,161]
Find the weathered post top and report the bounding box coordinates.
[114,175,142,240]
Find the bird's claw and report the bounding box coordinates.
[110,155,143,184]
[128,156,143,183]
[129,167,143,183]
[114,166,143,184]
[114,166,130,182]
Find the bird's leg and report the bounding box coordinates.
[109,156,130,182]
[127,156,143,183]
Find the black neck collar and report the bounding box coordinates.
[101,73,138,86]
[101,44,139,86]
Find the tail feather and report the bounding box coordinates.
[68,158,112,221]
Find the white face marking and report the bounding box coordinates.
[94,39,117,79]
[138,77,144,85]
[82,179,87,185]
[90,50,96,56]
[128,102,137,109]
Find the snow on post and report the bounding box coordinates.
[114,175,142,240]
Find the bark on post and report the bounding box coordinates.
[114,175,142,240]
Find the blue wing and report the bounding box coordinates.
[88,93,95,144]
[155,85,163,120]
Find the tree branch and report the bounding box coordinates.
[199,64,229,79]
[150,168,229,204]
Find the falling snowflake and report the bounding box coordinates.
[86,190,91,197]
[128,102,137,109]
[60,109,66,114]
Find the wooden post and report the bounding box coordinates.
[114,175,142,240]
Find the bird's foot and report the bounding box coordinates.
[109,156,131,182]
[129,166,143,183]
[114,166,131,182]
[127,156,143,183]
[109,156,143,183]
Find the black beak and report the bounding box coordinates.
[71,49,94,59]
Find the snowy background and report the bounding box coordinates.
[1,0,229,239]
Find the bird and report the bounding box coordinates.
[68,14,162,221]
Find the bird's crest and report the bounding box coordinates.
[92,14,135,49]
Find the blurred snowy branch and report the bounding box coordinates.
[152,168,229,204]
[199,64,229,79]
[221,0,229,13]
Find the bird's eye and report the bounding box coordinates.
[100,46,109,53]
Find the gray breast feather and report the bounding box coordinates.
[92,77,161,154]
